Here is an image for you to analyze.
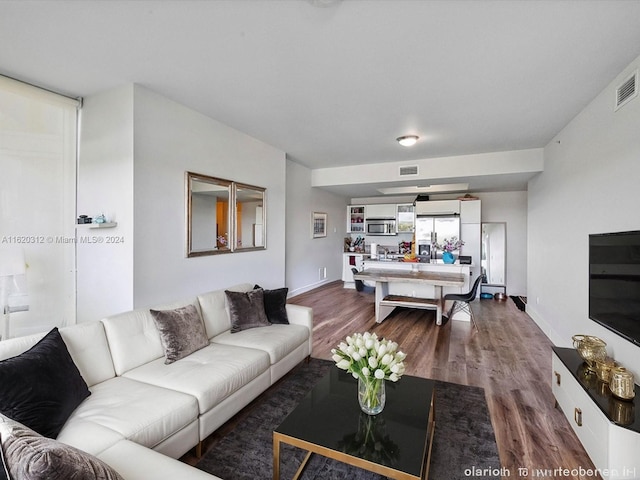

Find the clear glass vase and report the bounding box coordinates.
[358,377,385,415]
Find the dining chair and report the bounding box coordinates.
[443,275,483,330]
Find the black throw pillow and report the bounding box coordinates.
[254,285,289,324]
[0,328,90,439]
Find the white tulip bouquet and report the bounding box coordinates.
[331,332,407,414]
[331,332,407,382]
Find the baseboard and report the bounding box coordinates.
[288,278,335,298]
[525,304,565,346]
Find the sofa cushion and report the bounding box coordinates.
[212,324,310,365]
[254,285,289,324]
[225,289,271,333]
[0,415,123,480]
[59,322,116,387]
[97,440,222,480]
[150,304,209,364]
[197,284,253,338]
[123,343,270,414]
[0,328,90,439]
[68,377,198,449]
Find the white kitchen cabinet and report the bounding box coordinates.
[347,205,365,233]
[365,204,396,219]
[552,348,640,480]
[414,199,460,216]
[342,253,366,288]
[461,223,481,283]
[460,199,481,224]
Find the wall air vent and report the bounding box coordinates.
[399,165,419,176]
[615,70,638,111]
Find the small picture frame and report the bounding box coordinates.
[312,212,327,238]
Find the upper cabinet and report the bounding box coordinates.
[347,205,365,233]
[396,204,415,233]
[414,199,460,216]
[460,199,481,224]
[364,204,396,219]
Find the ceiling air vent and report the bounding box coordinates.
[615,71,638,111]
[399,165,419,176]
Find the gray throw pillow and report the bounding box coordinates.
[0,416,123,480]
[150,304,209,364]
[225,289,271,333]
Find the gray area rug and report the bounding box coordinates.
[196,358,501,480]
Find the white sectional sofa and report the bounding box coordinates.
[0,283,313,480]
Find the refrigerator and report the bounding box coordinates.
[415,215,460,260]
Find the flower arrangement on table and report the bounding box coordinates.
[331,332,406,415]
[436,236,464,252]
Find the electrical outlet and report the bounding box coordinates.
[319,267,327,280]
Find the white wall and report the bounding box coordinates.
[132,85,287,307]
[77,85,134,322]
[77,84,287,319]
[527,54,640,375]
[476,191,528,296]
[286,160,348,296]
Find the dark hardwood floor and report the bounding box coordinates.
[287,281,599,480]
[184,280,599,479]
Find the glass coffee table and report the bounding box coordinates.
[273,367,435,480]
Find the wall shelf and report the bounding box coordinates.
[76,222,118,229]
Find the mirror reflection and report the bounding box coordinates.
[481,222,506,286]
[234,183,266,250]
[186,172,266,257]
[188,174,232,256]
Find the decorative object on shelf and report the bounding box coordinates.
[457,193,480,201]
[77,215,92,224]
[331,332,406,415]
[572,334,607,372]
[312,212,327,238]
[609,366,635,401]
[442,251,455,264]
[94,214,106,224]
[595,357,617,383]
[436,236,464,264]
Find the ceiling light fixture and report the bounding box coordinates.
[396,135,419,147]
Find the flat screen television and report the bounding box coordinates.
[589,231,640,347]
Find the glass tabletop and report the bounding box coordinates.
[274,367,435,478]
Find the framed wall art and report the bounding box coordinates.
[312,212,327,238]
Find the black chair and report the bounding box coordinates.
[443,275,483,330]
[351,268,374,293]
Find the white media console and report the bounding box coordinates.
[552,347,640,480]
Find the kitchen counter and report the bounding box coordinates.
[359,260,473,323]
[353,268,466,325]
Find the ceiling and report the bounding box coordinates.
[2,0,640,197]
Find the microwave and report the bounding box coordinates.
[366,218,396,236]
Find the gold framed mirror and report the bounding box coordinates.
[186,172,265,257]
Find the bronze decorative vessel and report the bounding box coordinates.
[572,335,607,372]
[609,367,635,401]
